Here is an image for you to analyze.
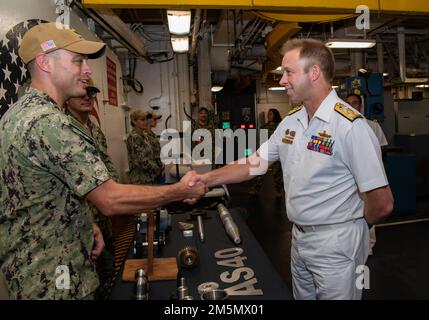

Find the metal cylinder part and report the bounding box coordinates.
[197,282,220,295]
[217,203,241,244]
[201,289,229,300]
[177,246,199,269]
[183,229,193,237]
[177,286,188,300]
[197,215,205,242]
[135,268,149,300]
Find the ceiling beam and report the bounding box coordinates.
[262,22,301,83]
[253,12,355,23]
[82,0,429,14]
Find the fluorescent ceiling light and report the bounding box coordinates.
[416,84,429,88]
[167,10,191,35]
[171,36,189,53]
[268,87,286,91]
[325,39,376,49]
[332,85,339,89]
[270,66,283,74]
[211,86,223,92]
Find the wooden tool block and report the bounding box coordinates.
[122,258,178,282]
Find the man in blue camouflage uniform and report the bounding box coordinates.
[0,22,206,300]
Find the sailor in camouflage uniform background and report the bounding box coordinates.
[0,22,207,300]
[191,107,217,167]
[65,80,119,299]
[126,110,163,185]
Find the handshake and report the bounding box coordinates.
[177,170,209,205]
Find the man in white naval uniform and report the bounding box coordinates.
[189,38,393,300]
[346,93,388,256]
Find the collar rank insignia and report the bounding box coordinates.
[334,103,363,122]
[307,130,334,155]
[282,129,296,144]
[287,104,304,116]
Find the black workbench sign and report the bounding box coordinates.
[215,247,263,296]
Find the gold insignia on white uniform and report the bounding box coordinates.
[282,129,296,144]
[287,104,304,116]
[334,103,363,122]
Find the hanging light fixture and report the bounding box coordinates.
[211,86,224,92]
[167,10,191,35]
[325,38,376,49]
[167,10,191,53]
[171,36,189,53]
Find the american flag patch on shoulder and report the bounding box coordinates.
[40,40,56,51]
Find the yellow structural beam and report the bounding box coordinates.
[266,22,301,56]
[262,22,301,83]
[82,0,253,9]
[379,0,429,14]
[82,0,429,13]
[252,0,378,12]
[254,11,355,23]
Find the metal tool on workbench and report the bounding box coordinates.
[186,209,211,243]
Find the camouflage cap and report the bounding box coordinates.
[19,22,106,64]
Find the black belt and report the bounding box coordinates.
[294,217,365,233]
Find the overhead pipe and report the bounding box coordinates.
[376,36,384,74]
[397,27,428,83]
[189,9,202,108]
[236,18,266,62]
[73,1,151,62]
[353,51,364,75]
[190,9,202,66]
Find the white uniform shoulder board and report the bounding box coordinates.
[334,103,363,122]
[287,104,304,116]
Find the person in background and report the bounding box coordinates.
[65,80,118,299]
[345,93,388,147]
[0,22,206,300]
[250,108,284,198]
[186,38,393,300]
[346,93,388,256]
[126,110,163,185]
[191,107,217,167]
[192,107,215,132]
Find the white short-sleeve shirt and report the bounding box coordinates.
[366,119,388,147]
[258,90,388,225]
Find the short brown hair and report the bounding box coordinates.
[130,110,147,124]
[281,39,335,82]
